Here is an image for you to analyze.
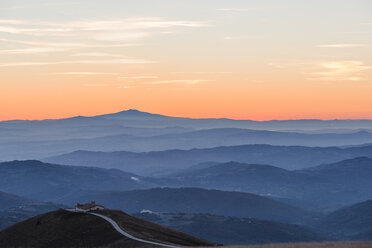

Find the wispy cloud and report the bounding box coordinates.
[217,8,251,12]
[67,58,154,65]
[267,62,285,69]
[146,79,213,85]
[0,17,206,60]
[117,85,133,89]
[52,18,207,30]
[0,47,70,54]
[171,71,232,74]
[0,18,207,37]
[0,25,74,36]
[0,59,155,67]
[84,84,106,87]
[132,76,158,79]
[0,38,141,48]
[94,32,149,42]
[316,44,366,48]
[71,52,124,58]
[0,38,86,47]
[54,72,120,76]
[224,36,248,40]
[0,19,26,24]
[118,76,158,79]
[307,60,372,81]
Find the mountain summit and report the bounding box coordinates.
[100,109,169,119]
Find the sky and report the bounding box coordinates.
[0,0,371,121]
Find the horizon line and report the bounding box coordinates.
[1,109,372,122]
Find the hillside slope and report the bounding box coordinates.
[3,109,372,160]
[317,200,372,240]
[135,212,324,245]
[0,209,213,248]
[0,191,32,210]
[55,188,316,224]
[0,191,65,230]
[8,127,372,161]
[44,144,372,175]
[0,191,64,230]
[160,162,314,196]
[228,241,372,248]
[0,160,150,201]
[0,201,64,230]
[298,157,372,209]
[157,158,372,210]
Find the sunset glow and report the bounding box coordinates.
[0,0,371,121]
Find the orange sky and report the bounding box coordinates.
[0,0,371,121]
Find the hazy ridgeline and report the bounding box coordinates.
[2,110,372,160]
[1,110,372,245]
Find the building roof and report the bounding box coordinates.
[76,201,104,210]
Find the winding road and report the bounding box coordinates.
[66,209,180,248]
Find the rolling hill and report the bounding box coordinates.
[157,162,318,199]
[0,201,64,230]
[298,157,372,208]
[2,109,372,160]
[135,212,324,245]
[44,144,372,175]
[2,158,372,212]
[158,158,372,210]
[15,128,372,160]
[4,109,372,131]
[53,187,316,224]
[0,191,33,210]
[0,160,151,201]
[0,191,64,230]
[317,200,372,240]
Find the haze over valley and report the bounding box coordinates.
[1,0,371,247]
[1,109,372,246]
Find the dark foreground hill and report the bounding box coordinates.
[317,200,372,240]
[0,209,213,248]
[55,188,317,224]
[135,212,323,245]
[235,241,372,248]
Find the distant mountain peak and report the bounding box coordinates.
[114,109,151,115]
[100,109,169,119]
[129,109,143,112]
[123,109,143,113]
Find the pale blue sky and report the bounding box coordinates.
[0,0,371,120]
